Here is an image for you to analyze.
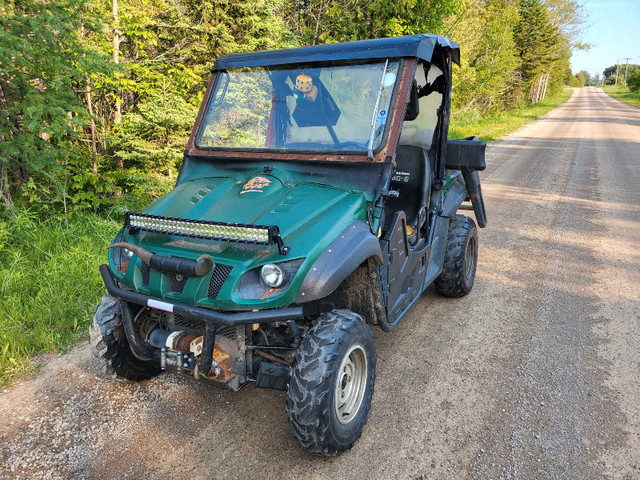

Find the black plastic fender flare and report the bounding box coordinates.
[440,171,487,228]
[295,221,383,303]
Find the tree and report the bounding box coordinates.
[110,88,196,183]
[0,0,111,209]
[543,0,589,50]
[515,0,566,101]
[282,0,462,46]
[448,0,522,113]
[603,64,639,85]
[576,70,590,85]
[604,74,618,86]
[628,70,640,93]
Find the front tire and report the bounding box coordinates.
[89,294,161,381]
[286,310,376,456]
[434,214,478,297]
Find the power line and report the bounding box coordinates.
[615,59,620,85]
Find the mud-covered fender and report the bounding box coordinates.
[295,221,383,303]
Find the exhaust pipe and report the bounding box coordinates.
[107,242,214,277]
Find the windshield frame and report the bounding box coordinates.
[192,59,405,157]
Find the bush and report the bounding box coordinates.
[628,71,640,93]
[568,75,583,87]
[0,210,120,385]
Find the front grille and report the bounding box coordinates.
[169,273,188,293]
[173,313,205,332]
[141,263,150,285]
[208,264,232,299]
[218,325,243,340]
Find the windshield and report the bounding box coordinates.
[196,60,400,153]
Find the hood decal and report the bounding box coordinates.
[241,176,272,194]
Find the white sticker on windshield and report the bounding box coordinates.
[375,109,388,125]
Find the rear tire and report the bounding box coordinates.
[434,215,478,297]
[286,310,376,456]
[89,294,161,381]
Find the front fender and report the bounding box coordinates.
[295,221,382,303]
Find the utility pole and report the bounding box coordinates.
[615,59,620,85]
[623,57,632,85]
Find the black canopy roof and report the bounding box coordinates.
[213,34,460,71]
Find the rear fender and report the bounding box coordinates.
[444,137,488,227]
[295,221,382,303]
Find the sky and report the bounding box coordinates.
[569,0,640,79]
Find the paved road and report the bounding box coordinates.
[1,87,639,479]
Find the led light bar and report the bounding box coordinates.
[124,212,290,255]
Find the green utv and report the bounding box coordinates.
[90,34,487,455]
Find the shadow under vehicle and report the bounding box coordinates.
[91,34,487,455]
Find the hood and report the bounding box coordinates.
[136,168,367,260]
[110,166,370,311]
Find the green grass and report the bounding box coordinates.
[603,85,640,109]
[449,87,573,142]
[0,211,120,386]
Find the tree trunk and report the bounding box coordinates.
[85,78,98,176]
[541,73,550,100]
[312,0,327,46]
[0,85,15,210]
[112,0,122,125]
[1,160,13,210]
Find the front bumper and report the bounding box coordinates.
[100,264,304,326]
[100,264,304,375]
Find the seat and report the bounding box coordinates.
[384,145,431,237]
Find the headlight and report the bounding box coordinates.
[238,259,304,300]
[261,263,285,287]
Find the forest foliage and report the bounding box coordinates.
[1,0,586,213]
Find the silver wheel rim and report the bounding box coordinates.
[465,235,476,279]
[334,345,368,425]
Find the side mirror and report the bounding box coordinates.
[405,80,419,121]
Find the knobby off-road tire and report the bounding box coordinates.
[89,294,161,381]
[286,310,376,456]
[434,214,478,297]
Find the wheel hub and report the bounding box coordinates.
[334,345,367,425]
[464,235,477,279]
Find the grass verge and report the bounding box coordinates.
[0,211,120,387]
[603,85,640,109]
[449,87,573,142]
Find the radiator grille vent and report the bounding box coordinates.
[208,264,233,299]
[169,273,188,293]
[141,263,150,285]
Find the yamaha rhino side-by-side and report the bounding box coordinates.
[90,34,487,455]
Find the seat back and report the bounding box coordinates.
[385,145,431,228]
